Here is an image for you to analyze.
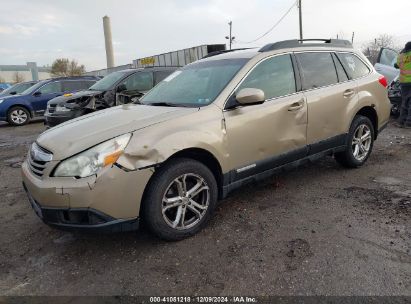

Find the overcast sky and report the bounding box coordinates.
[0,0,410,71]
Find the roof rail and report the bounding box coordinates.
[202,48,253,59]
[259,39,353,52]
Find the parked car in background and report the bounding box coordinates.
[374,47,399,83]
[22,39,390,241]
[45,67,177,127]
[0,83,12,92]
[0,81,38,98]
[388,75,401,117]
[0,76,99,126]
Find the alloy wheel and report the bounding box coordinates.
[10,109,28,125]
[162,173,210,230]
[351,124,372,161]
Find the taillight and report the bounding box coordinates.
[378,76,388,88]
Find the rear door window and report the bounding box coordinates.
[154,70,175,85]
[237,54,296,100]
[62,80,94,92]
[83,80,96,89]
[337,53,370,79]
[119,72,153,92]
[296,52,338,90]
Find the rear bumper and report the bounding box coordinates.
[388,96,401,105]
[23,182,139,233]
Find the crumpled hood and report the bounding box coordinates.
[37,104,198,160]
[48,90,102,106]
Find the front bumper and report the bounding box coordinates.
[44,110,79,127]
[21,159,153,232]
[24,183,139,232]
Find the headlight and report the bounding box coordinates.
[55,105,70,112]
[53,133,132,178]
[0,99,4,104]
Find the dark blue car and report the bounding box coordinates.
[0,83,12,92]
[0,81,38,98]
[0,76,99,126]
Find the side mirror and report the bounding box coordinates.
[236,88,265,105]
[33,91,42,97]
[117,84,127,92]
[394,63,399,69]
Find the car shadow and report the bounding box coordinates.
[0,119,44,129]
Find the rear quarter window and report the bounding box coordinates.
[337,53,370,79]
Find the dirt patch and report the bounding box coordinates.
[284,238,313,271]
[342,186,410,217]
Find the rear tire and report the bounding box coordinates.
[390,101,400,118]
[7,106,31,126]
[142,158,218,241]
[335,115,374,168]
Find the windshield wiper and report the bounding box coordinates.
[145,102,191,107]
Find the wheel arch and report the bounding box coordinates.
[166,148,224,197]
[140,147,224,218]
[7,104,33,118]
[354,106,378,139]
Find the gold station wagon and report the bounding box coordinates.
[22,39,390,240]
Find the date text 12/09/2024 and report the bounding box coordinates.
[149,296,257,303]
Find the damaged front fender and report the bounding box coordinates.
[116,106,229,172]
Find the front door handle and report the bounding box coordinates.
[343,89,355,98]
[288,99,305,111]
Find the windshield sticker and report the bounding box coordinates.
[163,71,182,82]
[346,56,356,71]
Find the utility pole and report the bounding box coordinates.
[225,21,235,50]
[298,0,303,40]
[351,32,355,44]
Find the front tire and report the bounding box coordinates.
[335,115,374,168]
[7,106,31,126]
[142,158,218,241]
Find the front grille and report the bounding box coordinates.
[27,143,52,177]
[27,153,48,177]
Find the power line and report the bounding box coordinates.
[237,0,298,44]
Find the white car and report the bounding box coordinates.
[374,47,400,83]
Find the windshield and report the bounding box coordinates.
[89,71,128,91]
[1,82,35,95]
[141,59,248,107]
[20,80,48,95]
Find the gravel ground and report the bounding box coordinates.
[0,120,410,296]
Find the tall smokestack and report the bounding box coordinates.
[103,15,115,68]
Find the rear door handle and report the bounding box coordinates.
[288,99,305,111]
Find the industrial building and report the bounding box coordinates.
[0,62,51,83]
[84,44,226,77]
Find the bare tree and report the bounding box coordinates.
[51,58,86,77]
[12,72,25,83]
[362,34,401,65]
